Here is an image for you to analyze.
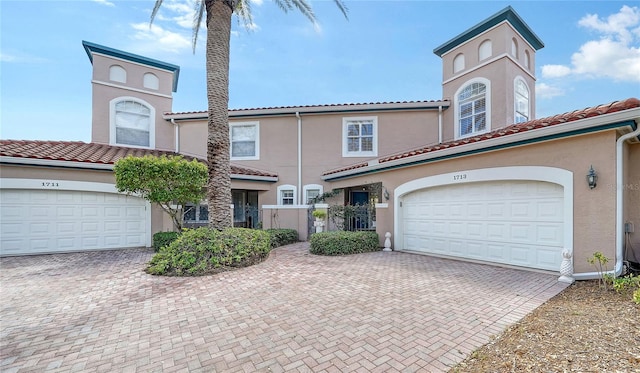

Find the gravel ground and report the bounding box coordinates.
[451,280,640,372]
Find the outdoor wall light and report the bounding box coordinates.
[383,187,390,201]
[587,165,598,189]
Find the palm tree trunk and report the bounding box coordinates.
[205,0,233,230]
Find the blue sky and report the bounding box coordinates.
[1,0,639,142]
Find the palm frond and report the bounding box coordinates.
[150,0,164,26]
[332,0,349,20]
[191,0,206,53]
[234,0,254,31]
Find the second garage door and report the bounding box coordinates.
[400,180,564,271]
[1,189,148,256]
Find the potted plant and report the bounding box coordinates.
[312,209,327,233]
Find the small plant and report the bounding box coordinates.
[634,288,640,305]
[312,209,327,219]
[265,228,298,248]
[587,252,610,290]
[310,231,379,256]
[146,227,271,276]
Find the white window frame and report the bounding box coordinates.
[303,184,324,205]
[454,78,491,140]
[342,116,378,158]
[479,39,492,61]
[514,77,530,124]
[109,96,155,149]
[183,202,208,223]
[277,184,297,206]
[229,121,260,160]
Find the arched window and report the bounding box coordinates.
[303,184,324,205]
[515,78,530,123]
[524,50,531,69]
[511,38,518,58]
[453,53,465,73]
[110,98,154,147]
[143,73,159,90]
[109,65,126,83]
[277,184,297,206]
[455,79,490,138]
[479,40,492,61]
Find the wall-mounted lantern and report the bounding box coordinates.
[587,165,598,189]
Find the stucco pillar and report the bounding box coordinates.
[375,203,391,249]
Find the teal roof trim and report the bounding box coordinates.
[82,40,180,92]
[433,6,544,57]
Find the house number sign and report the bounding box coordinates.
[41,181,60,188]
[453,174,467,181]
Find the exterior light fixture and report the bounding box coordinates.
[383,188,390,201]
[587,165,597,189]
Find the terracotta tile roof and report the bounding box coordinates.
[166,99,449,116]
[323,97,640,176]
[0,140,278,178]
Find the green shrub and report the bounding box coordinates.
[152,231,180,252]
[310,231,379,256]
[265,228,299,248]
[146,227,271,276]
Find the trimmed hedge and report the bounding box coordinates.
[152,231,180,252]
[310,231,380,256]
[146,227,271,276]
[265,228,299,248]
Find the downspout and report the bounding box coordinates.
[296,112,302,205]
[170,118,180,153]
[438,105,443,144]
[573,124,640,280]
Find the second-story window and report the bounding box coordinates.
[515,78,530,123]
[456,80,490,138]
[342,116,378,157]
[230,122,259,160]
[112,99,153,147]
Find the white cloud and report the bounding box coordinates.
[536,83,565,99]
[0,52,48,63]
[541,64,571,78]
[130,23,192,54]
[541,5,640,83]
[250,0,264,6]
[92,0,115,7]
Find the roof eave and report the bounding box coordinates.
[433,6,544,57]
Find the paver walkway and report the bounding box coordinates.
[0,242,568,372]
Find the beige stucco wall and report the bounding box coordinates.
[179,109,441,207]
[329,130,619,274]
[90,54,175,152]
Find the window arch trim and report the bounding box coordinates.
[277,184,297,206]
[478,39,492,61]
[454,77,491,140]
[109,96,155,149]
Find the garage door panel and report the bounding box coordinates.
[400,180,564,271]
[1,190,147,255]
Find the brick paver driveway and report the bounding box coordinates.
[1,243,568,372]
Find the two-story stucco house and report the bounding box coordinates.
[1,6,639,281]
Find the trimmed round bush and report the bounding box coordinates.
[310,231,379,256]
[152,231,180,252]
[265,228,299,248]
[146,227,271,276]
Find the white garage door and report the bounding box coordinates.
[400,180,564,271]
[1,189,148,256]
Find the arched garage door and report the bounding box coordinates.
[399,180,564,271]
[1,189,148,256]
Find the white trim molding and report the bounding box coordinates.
[342,116,378,158]
[229,121,260,161]
[276,184,297,206]
[303,184,324,205]
[109,96,156,149]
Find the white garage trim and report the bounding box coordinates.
[0,178,152,249]
[394,166,573,271]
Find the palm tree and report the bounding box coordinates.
[151,0,347,230]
